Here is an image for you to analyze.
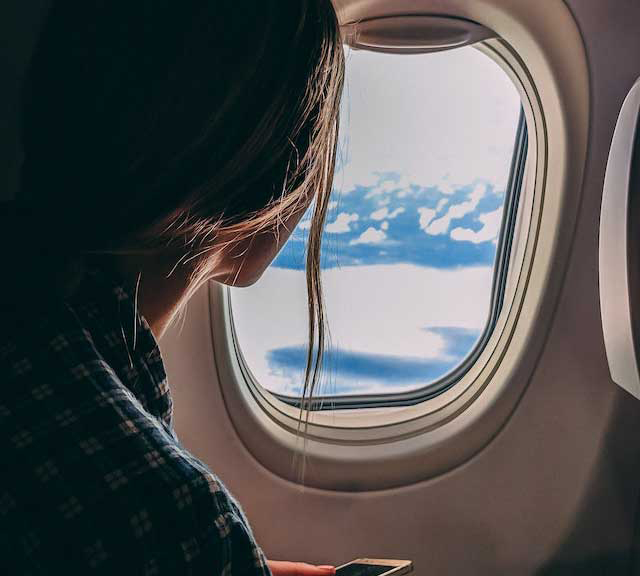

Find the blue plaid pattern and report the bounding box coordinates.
[0,267,271,575]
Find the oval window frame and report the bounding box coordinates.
[209,0,589,491]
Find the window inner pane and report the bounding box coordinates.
[230,46,522,399]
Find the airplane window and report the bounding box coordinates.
[229,45,524,407]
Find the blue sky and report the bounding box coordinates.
[230,45,521,400]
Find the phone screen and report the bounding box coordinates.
[336,564,400,576]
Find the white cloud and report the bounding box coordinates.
[325,212,359,234]
[370,206,404,221]
[418,207,437,231]
[370,207,389,221]
[422,183,487,236]
[451,207,503,244]
[328,200,338,211]
[350,227,387,245]
[298,219,312,230]
[424,216,450,235]
[381,221,389,231]
[436,198,449,212]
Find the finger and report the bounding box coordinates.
[268,560,336,576]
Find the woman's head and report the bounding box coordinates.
[22,0,343,268]
[15,0,344,402]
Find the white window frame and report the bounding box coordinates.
[208,0,589,491]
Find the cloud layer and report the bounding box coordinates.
[277,174,506,271]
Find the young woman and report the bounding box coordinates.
[0,1,344,573]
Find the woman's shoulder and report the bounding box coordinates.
[0,298,234,514]
[0,301,266,573]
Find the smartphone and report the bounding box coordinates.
[335,558,413,576]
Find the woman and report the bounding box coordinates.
[0,0,344,573]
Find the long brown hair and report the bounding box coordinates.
[6,1,344,409]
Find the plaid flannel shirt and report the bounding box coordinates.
[0,266,271,575]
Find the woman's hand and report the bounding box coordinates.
[267,560,336,576]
